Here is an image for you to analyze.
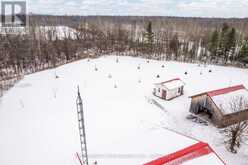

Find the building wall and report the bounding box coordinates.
[219,110,248,128]
[154,86,184,100]
[206,97,224,127]
[153,86,163,98]
[189,95,207,114]
[189,95,248,128]
[189,95,224,127]
[167,87,182,100]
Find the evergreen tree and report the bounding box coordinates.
[222,23,229,34]
[239,37,248,63]
[218,23,237,63]
[219,23,230,59]
[143,21,155,57]
[144,21,154,45]
[209,29,219,60]
[169,34,180,60]
[226,28,236,61]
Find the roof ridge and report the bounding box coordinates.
[144,142,225,165]
[208,85,246,97]
[190,84,246,98]
[158,78,181,85]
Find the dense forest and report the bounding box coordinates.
[0,15,248,83]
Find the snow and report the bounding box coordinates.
[90,129,197,165]
[212,89,248,114]
[184,153,224,165]
[1,55,248,165]
[162,79,185,90]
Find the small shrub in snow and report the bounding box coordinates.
[137,66,141,70]
[184,71,188,75]
[162,65,165,68]
[19,99,24,108]
[147,60,150,63]
[221,97,248,154]
[52,88,58,98]
[94,66,98,71]
[54,71,59,79]
[209,69,212,73]
[157,75,160,78]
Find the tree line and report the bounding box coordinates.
[208,23,248,64]
[0,15,248,81]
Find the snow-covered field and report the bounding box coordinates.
[0,56,248,165]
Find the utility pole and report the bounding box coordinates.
[76,86,89,165]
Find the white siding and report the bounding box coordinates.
[167,88,181,100]
[154,87,163,98]
[154,84,184,100]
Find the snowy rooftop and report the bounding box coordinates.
[157,78,185,90]
[183,153,225,165]
[211,88,248,115]
[94,128,198,165]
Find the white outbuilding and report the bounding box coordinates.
[153,78,185,100]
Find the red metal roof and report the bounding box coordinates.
[144,142,225,165]
[207,85,246,97]
[144,142,226,165]
[190,85,246,98]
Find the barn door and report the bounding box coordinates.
[162,90,167,99]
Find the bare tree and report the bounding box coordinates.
[221,96,248,153]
